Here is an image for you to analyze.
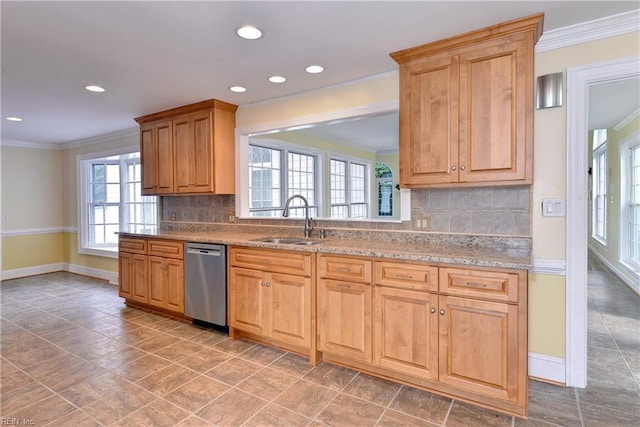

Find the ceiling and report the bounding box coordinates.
[1,1,638,145]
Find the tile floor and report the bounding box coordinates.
[0,254,638,426]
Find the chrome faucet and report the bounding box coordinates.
[283,194,313,238]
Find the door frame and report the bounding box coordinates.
[565,55,639,388]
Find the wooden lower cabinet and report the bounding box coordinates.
[318,279,373,362]
[318,254,528,418]
[118,237,185,315]
[374,286,438,380]
[228,247,315,360]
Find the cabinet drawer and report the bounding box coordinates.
[319,255,372,283]
[148,240,184,259]
[119,237,147,254]
[230,247,311,276]
[439,267,520,302]
[374,261,438,292]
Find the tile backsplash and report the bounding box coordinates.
[161,185,531,237]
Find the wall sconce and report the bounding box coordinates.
[536,72,564,109]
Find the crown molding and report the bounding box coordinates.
[614,107,640,132]
[536,9,640,53]
[0,139,61,150]
[61,127,139,149]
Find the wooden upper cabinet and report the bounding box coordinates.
[391,14,543,188]
[135,99,237,195]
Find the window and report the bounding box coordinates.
[248,143,318,218]
[79,150,158,257]
[592,134,608,243]
[376,161,393,217]
[330,158,369,219]
[621,138,640,271]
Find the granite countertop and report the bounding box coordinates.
[119,226,532,270]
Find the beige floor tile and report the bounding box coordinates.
[302,361,359,391]
[154,340,206,362]
[186,329,228,347]
[317,393,384,426]
[577,381,640,416]
[377,409,437,426]
[268,352,315,377]
[244,403,312,427]
[134,332,182,352]
[136,363,199,396]
[237,343,287,366]
[274,379,338,418]
[197,388,268,425]
[165,322,210,339]
[23,353,106,392]
[205,357,262,386]
[0,379,55,414]
[176,414,214,426]
[388,386,452,424]
[85,345,147,370]
[177,348,231,373]
[111,398,190,427]
[59,371,135,408]
[6,394,75,426]
[445,401,513,427]
[44,409,101,427]
[212,337,256,355]
[81,384,157,425]
[1,367,33,393]
[164,375,231,412]
[342,373,402,406]
[112,353,174,382]
[527,391,583,427]
[237,366,298,400]
[117,325,165,345]
[580,402,640,426]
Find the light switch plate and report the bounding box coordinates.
[542,198,566,217]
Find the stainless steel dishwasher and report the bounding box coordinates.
[185,242,227,327]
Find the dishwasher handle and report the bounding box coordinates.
[187,247,222,256]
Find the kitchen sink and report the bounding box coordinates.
[254,237,322,245]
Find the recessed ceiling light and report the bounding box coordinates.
[305,65,324,74]
[85,85,105,93]
[268,76,286,83]
[236,26,262,40]
[229,86,247,93]
[5,116,23,122]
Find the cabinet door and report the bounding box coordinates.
[140,124,157,195]
[374,287,438,380]
[165,258,184,313]
[229,267,268,336]
[118,252,134,299]
[147,256,166,308]
[173,115,192,193]
[458,36,529,183]
[318,279,372,362]
[190,111,213,193]
[399,54,459,186]
[438,295,521,403]
[155,120,174,193]
[269,272,311,348]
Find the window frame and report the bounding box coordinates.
[592,141,608,245]
[619,132,640,274]
[248,139,322,218]
[329,154,370,219]
[77,146,158,258]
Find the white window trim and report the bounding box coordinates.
[619,130,640,275]
[77,145,148,258]
[329,153,371,219]
[248,138,323,217]
[592,142,608,246]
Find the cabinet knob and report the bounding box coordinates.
[451,166,457,171]
[265,282,271,287]
[259,281,264,286]
[430,308,436,314]
[440,309,446,315]
[460,165,466,171]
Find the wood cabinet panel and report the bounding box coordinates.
[228,267,267,336]
[148,240,184,259]
[119,237,147,254]
[374,286,438,380]
[230,247,311,276]
[173,115,191,193]
[319,256,372,283]
[119,252,147,304]
[140,124,156,195]
[439,267,520,302]
[374,261,438,292]
[318,279,372,362]
[269,272,311,348]
[438,295,521,404]
[147,256,166,307]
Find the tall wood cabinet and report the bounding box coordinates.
[391,14,543,187]
[135,99,237,196]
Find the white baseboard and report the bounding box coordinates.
[528,352,566,384]
[2,263,117,285]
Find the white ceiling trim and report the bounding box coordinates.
[0,139,61,150]
[614,107,640,132]
[61,127,139,150]
[536,9,640,53]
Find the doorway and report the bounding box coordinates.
[565,55,640,388]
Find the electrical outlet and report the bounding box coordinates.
[228,215,235,223]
